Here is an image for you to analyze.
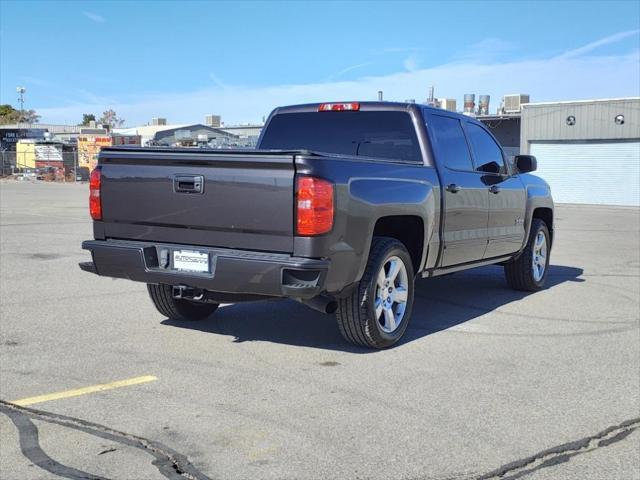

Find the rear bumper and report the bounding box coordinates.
[81,239,329,299]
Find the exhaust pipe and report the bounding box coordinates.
[298,295,338,314]
[172,285,205,302]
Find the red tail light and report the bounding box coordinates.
[318,102,360,112]
[89,167,102,220]
[296,176,334,236]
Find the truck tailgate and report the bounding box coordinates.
[98,149,296,253]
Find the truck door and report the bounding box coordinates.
[464,122,526,258]
[427,112,489,266]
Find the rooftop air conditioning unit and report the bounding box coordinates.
[503,94,530,113]
[437,98,457,112]
[205,115,221,127]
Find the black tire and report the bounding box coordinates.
[504,218,550,291]
[147,284,219,321]
[336,237,415,349]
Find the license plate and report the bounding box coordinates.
[172,249,209,273]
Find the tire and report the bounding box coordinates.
[336,237,415,349]
[147,284,219,321]
[504,218,550,291]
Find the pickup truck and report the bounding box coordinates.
[80,101,554,349]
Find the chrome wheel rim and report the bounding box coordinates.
[532,230,547,282]
[374,256,409,333]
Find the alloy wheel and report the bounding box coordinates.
[374,256,409,333]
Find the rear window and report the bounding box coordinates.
[259,111,422,162]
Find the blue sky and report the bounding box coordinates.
[1,1,639,126]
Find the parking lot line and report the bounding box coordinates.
[9,375,158,407]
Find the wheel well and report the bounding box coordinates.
[372,216,424,272]
[533,207,553,244]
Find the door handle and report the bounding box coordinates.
[489,185,501,194]
[446,184,461,193]
[174,175,204,194]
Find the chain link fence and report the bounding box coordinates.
[0,150,86,182]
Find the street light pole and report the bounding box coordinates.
[16,87,26,121]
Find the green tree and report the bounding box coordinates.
[0,104,40,124]
[80,113,96,126]
[0,104,16,117]
[0,104,20,124]
[20,110,40,123]
[98,109,124,129]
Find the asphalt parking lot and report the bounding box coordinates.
[0,180,638,480]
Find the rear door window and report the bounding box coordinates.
[428,115,474,171]
[259,111,422,162]
[466,123,506,174]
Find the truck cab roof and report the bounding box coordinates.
[270,101,483,125]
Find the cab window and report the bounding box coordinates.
[429,115,474,171]
[260,111,422,162]
[466,123,506,174]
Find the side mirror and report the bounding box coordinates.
[515,155,537,173]
[477,161,501,174]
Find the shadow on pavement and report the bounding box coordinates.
[161,264,584,352]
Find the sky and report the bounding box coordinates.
[1,1,639,126]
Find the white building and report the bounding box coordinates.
[520,98,639,206]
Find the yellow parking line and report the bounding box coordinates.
[10,375,158,407]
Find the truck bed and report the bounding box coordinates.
[95,147,314,253]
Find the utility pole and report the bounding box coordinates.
[427,85,436,106]
[16,86,26,120]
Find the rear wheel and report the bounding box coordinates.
[504,218,550,291]
[147,284,219,321]
[336,237,415,349]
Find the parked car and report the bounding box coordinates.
[75,167,90,182]
[80,102,554,348]
[16,168,37,181]
[36,166,59,181]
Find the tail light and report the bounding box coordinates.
[318,102,360,112]
[89,167,102,220]
[296,176,334,236]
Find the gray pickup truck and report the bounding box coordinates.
[80,101,553,349]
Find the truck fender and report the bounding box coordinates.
[520,182,554,253]
[348,177,438,283]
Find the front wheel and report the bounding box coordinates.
[504,218,551,291]
[147,284,219,321]
[336,237,415,349]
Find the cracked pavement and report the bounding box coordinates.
[1,181,639,479]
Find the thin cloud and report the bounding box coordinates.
[328,62,372,81]
[83,11,105,23]
[556,29,639,59]
[73,89,117,106]
[456,38,517,61]
[37,49,640,126]
[21,76,52,87]
[377,47,423,54]
[403,54,420,72]
[208,72,227,89]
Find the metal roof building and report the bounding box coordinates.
[219,124,264,137]
[113,124,189,146]
[114,124,241,147]
[0,123,83,134]
[477,113,521,159]
[152,124,239,147]
[520,98,639,206]
[0,123,107,151]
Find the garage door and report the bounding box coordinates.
[530,141,640,206]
